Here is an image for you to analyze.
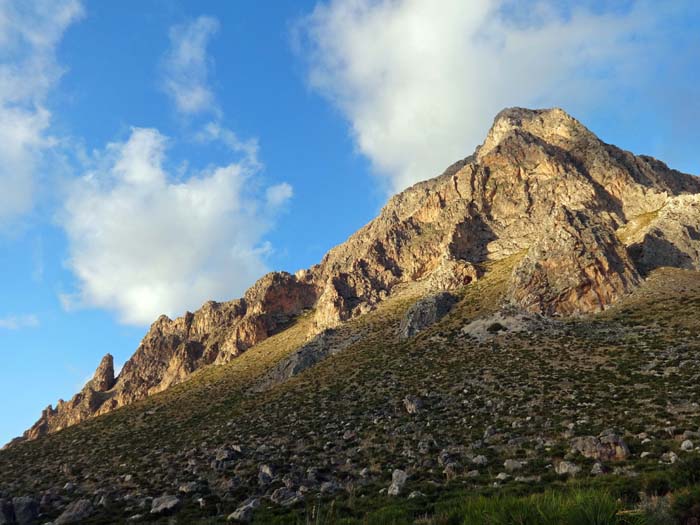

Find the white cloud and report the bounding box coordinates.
[0,0,83,226]
[60,127,292,325]
[0,314,39,330]
[195,121,260,170]
[298,0,666,193]
[162,15,220,116]
[266,183,294,208]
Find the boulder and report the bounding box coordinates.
[503,459,523,472]
[11,497,38,525]
[555,461,581,476]
[570,433,629,461]
[150,495,181,516]
[0,499,15,525]
[399,293,457,339]
[270,488,302,506]
[403,396,423,415]
[388,469,408,496]
[55,499,93,524]
[227,498,260,523]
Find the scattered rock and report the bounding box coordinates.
[681,439,694,451]
[0,499,15,525]
[388,469,408,496]
[591,462,605,476]
[503,459,523,472]
[555,461,581,476]
[270,487,302,506]
[472,455,488,466]
[661,452,679,464]
[55,499,94,524]
[258,464,274,485]
[11,497,38,525]
[403,396,423,415]
[150,495,181,516]
[570,433,629,461]
[228,498,260,523]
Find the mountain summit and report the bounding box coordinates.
[15,107,700,444]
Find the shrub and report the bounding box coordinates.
[671,486,700,524]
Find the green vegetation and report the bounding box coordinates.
[3,266,700,524]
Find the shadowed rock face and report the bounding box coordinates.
[18,107,700,443]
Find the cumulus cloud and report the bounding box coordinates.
[162,15,220,116]
[0,0,84,226]
[0,314,39,330]
[60,128,291,325]
[297,0,672,193]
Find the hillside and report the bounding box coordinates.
[2,108,700,524]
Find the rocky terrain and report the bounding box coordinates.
[3,107,700,523]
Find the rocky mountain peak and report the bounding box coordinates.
[15,107,700,444]
[89,353,115,392]
[477,107,594,160]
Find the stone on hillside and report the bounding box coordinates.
[388,469,408,496]
[681,439,694,451]
[661,452,679,464]
[399,292,457,339]
[55,499,93,524]
[0,499,15,525]
[443,462,460,480]
[555,461,581,476]
[258,464,274,486]
[320,481,340,494]
[570,433,629,461]
[270,487,302,506]
[150,495,181,516]
[12,497,38,525]
[472,455,488,466]
[503,459,523,472]
[403,396,423,415]
[228,498,260,523]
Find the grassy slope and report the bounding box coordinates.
[3,262,700,523]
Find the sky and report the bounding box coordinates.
[0,0,698,445]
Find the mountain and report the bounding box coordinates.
[2,108,700,524]
[16,107,700,444]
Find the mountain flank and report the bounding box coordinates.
[2,107,700,523]
[14,107,700,446]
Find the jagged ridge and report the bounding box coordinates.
[16,107,700,444]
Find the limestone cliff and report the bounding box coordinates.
[19,107,700,443]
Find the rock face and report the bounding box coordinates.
[399,292,458,338]
[18,107,700,443]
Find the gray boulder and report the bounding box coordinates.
[55,499,93,524]
[227,498,260,522]
[388,469,408,496]
[0,499,15,525]
[150,495,181,516]
[570,433,629,461]
[12,497,38,525]
[399,292,457,339]
[555,461,581,476]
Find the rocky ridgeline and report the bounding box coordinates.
[16,107,700,444]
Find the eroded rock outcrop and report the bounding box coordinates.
[19,107,700,443]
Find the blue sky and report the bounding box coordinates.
[0,0,698,445]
